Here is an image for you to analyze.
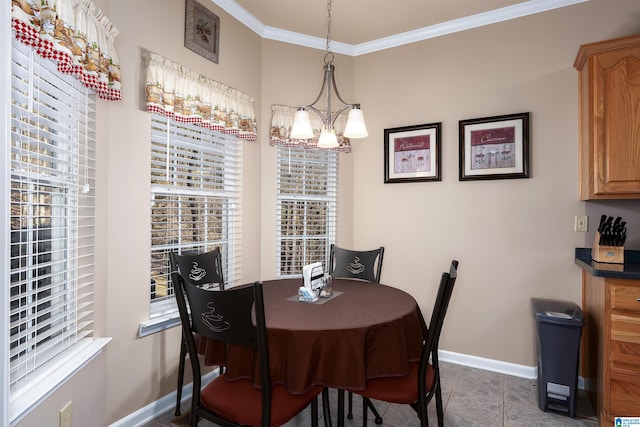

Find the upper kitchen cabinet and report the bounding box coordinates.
[574,34,640,200]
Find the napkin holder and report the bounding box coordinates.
[303,262,324,292]
[591,232,624,264]
[299,262,324,303]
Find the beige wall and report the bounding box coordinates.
[15,0,640,425]
[347,0,640,365]
[352,11,583,364]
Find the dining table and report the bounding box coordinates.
[195,277,427,426]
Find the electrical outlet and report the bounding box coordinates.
[60,401,72,427]
[575,215,588,232]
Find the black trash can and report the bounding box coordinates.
[530,298,584,418]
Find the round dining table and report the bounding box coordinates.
[196,278,427,398]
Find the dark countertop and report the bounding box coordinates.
[575,247,640,280]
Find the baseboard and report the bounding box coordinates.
[439,350,585,389]
[108,369,218,427]
[439,350,537,379]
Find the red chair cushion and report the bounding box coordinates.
[200,375,322,426]
[357,361,435,404]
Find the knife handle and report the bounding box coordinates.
[598,214,607,232]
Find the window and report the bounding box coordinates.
[276,146,338,277]
[8,38,96,410]
[149,114,242,317]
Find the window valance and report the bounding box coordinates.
[270,104,351,153]
[144,52,257,141]
[11,0,121,101]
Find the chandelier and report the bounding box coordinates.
[290,0,368,148]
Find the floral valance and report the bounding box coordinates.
[144,52,257,141]
[11,0,121,101]
[270,105,351,153]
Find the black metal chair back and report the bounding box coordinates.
[171,248,224,290]
[329,244,384,283]
[170,248,225,416]
[416,260,458,427]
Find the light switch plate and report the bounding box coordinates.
[60,401,72,427]
[575,215,588,232]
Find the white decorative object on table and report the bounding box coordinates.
[303,262,324,293]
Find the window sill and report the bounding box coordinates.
[138,312,181,338]
[10,337,111,426]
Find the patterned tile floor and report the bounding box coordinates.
[142,362,599,427]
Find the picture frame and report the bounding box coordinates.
[384,122,441,183]
[185,0,220,64]
[458,112,530,181]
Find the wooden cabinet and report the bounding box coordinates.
[582,274,640,425]
[574,34,640,200]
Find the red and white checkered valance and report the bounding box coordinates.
[11,0,121,101]
[144,52,257,142]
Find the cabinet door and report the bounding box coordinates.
[610,284,640,416]
[610,314,640,416]
[575,33,640,200]
[593,52,640,197]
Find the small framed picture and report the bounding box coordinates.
[384,122,441,183]
[458,112,530,181]
[185,0,220,64]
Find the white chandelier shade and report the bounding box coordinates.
[317,128,339,148]
[291,109,314,139]
[344,107,368,138]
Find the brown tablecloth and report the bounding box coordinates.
[197,278,426,394]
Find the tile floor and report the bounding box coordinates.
[143,362,599,427]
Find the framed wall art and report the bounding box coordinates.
[384,122,441,183]
[458,112,530,181]
[185,0,220,63]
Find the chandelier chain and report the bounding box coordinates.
[324,0,334,64]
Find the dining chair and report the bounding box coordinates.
[170,248,225,416]
[350,260,459,427]
[328,244,385,424]
[170,260,327,427]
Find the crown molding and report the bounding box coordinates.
[355,0,589,55]
[260,26,356,56]
[210,0,589,56]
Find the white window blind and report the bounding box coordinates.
[150,114,242,316]
[9,39,96,397]
[276,146,338,277]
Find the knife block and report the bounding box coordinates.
[591,232,624,264]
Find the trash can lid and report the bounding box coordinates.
[530,298,584,326]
